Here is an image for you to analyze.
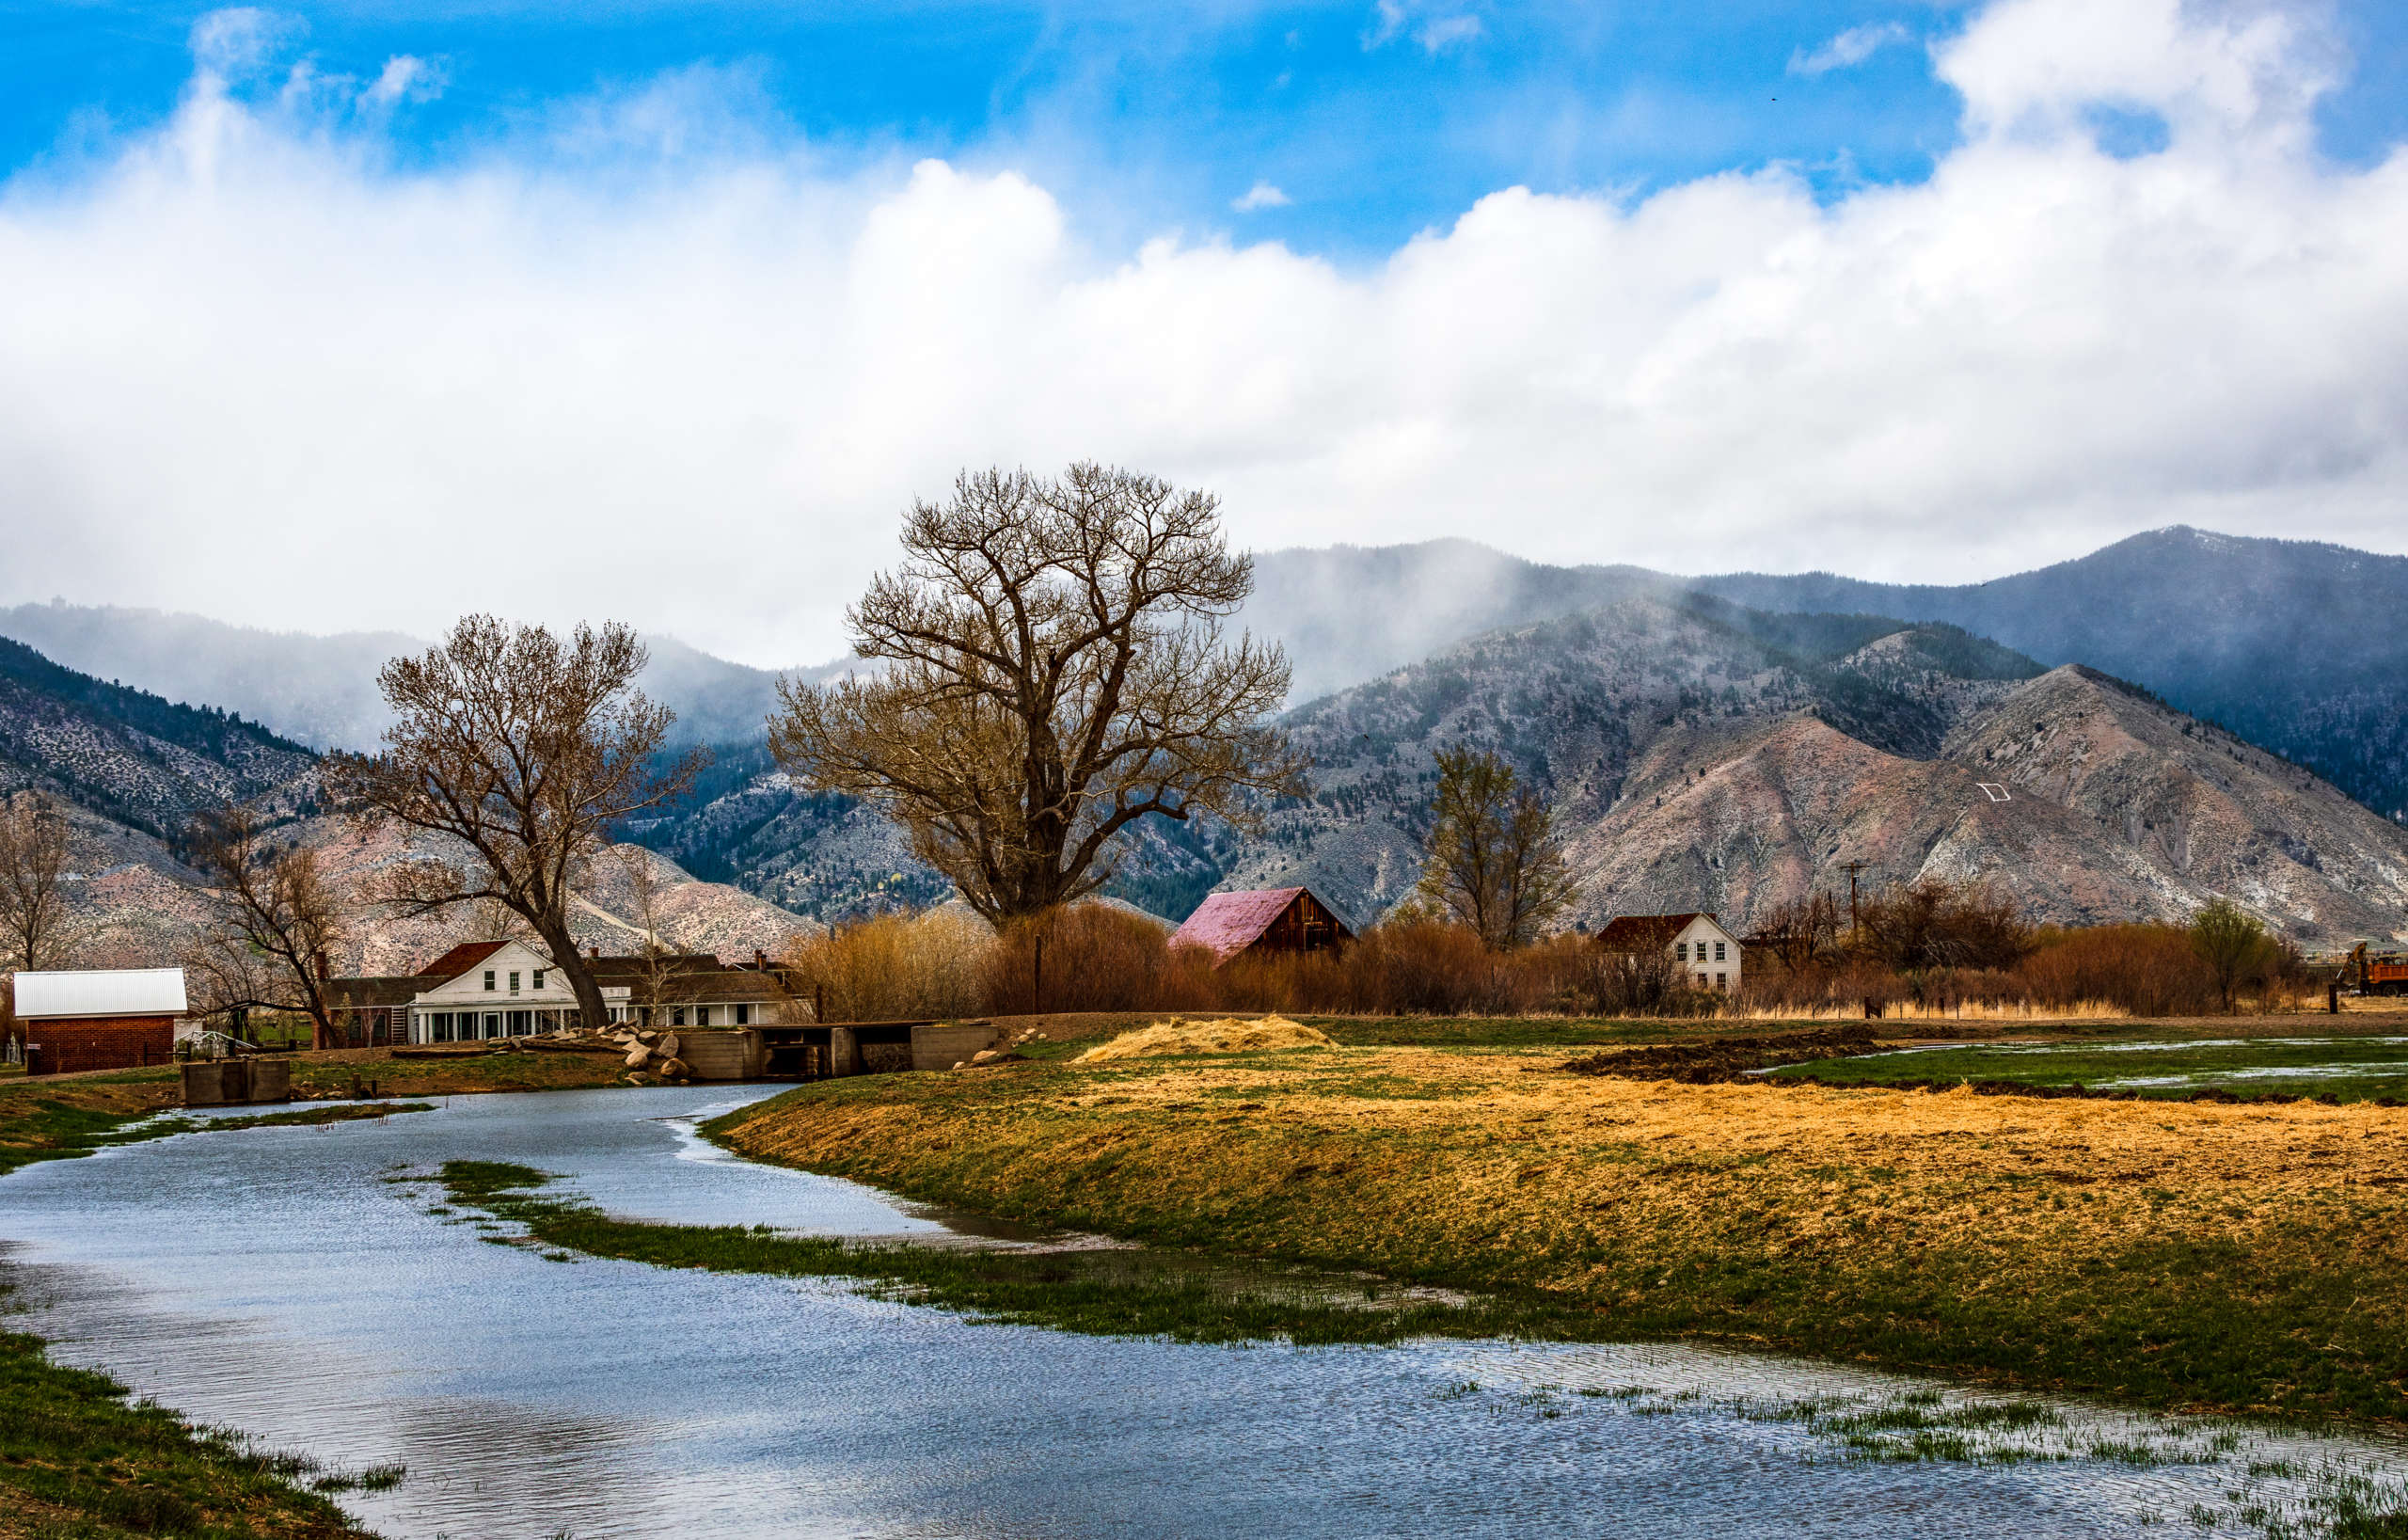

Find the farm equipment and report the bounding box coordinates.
[2346,943,2408,995]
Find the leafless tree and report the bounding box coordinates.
[324,616,708,1037]
[1851,878,2031,973]
[0,791,75,975]
[1414,746,1576,949]
[768,464,1307,923]
[183,804,350,1049]
[1752,891,1842,974]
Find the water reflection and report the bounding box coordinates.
[2,1085,2402,1539]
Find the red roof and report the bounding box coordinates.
[1593,913,1715,952]
[414,941,512,981]
[1170,888,1312,961]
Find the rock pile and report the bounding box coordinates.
[608,1026,694,1086]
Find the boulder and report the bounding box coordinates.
[659,1033,682,1058]
[624,1045,653,1069]
[636,1029,660,1045]
[657,1057,690,1079]
[970,1049,1001,1066]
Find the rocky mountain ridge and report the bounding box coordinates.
[1221,597,2408,941]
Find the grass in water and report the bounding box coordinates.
[1768,1038,2408,1103]
[0,1299,378,1538]
[436,1159,1585,1347]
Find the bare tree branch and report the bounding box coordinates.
[323,616,709,1033]
[768,464,1307,923]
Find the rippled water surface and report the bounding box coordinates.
[3,1086,2402,1539]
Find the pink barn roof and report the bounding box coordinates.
[1169,887,1315,961]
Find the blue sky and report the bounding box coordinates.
[8,0,2403,259]
[4,0,2407,663]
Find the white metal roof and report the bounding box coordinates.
[11,967,188,1020]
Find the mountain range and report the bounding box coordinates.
[4,525,2405,946]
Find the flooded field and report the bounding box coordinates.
[1768,1036,2408,1099]
[4,1087,2406,1538]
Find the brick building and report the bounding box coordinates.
[14,968,188,1076]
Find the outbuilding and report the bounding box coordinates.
[1594,913,1744,992]
[1169,886,1354,965]
[13,967,188,1075]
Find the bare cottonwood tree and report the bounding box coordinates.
[1753,891,1842,975]
[1415,746,1576,949]
[183,804,350,1049]
[768,465,1307,923]
[325,616,708,1036]
[0,791,75,973]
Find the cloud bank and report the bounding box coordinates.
[1,0,2404,667]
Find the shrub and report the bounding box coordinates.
[984,904,1215,1015]
[779,908,993,1022]
[2014,924,2218,1017]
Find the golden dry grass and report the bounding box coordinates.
[722,1043,2408,1421]
[1072,1016,1337,1061]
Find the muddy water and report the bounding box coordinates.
[2,1086,2401,1539]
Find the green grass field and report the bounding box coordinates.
[1770,1036,2408,1102]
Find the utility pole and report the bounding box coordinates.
[1838,861,1876,929]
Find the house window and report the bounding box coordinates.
[1714,942,1726,961]
[1717,973,1727,989]
[696,1007,712,1027]
[533,969,546,990]
[735,1004,750,1025]
[1675,942,1688,961]
[483,971,496,991]
[431,1012,452,1042]
[672,1007,687,1026]
[509,971,521,994]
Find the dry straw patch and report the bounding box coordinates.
[1072,1016,1337,1062]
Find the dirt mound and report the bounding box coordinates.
[1564,1025,1880,1084]
[1075,1017,1338,1063]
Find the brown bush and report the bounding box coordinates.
[984,904,1216,1015]
[779,908,993,1022]
[1851,879,2031,972]
[2014,924,2219,1017]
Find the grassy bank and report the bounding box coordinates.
[705,1036,2408,1426]
[0,1304,379,1539]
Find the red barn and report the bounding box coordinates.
[14,968,187,1076]
[1169,887,1354,965]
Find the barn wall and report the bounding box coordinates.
[24,1014,176,1075]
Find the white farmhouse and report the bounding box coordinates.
[1593,913,1744,992]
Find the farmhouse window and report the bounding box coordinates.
[1714,942,1726,961]
[1717,973,1727,988]
[509,972,520,994]
[483,971,496,991]
[672,1007,687,1026]
[736,1004,750,1025]
[1675,942,1688,961]
[533,970,546,989]
[696,1007,712,1027]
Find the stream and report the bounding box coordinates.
[3,1085,2403,1539]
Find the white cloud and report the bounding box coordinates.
[1362,2,1481,56]
[3,0,2406,669]
[1416,15,1484,55]
[1789,22,1913,76]
[1232,181,1291,212]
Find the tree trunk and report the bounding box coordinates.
[538,916,610,1033]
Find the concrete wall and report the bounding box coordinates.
[911,1022,997,1071]
[677,1029,764,1082]
[24,1014,174,1075]
[180,1057,293,1107]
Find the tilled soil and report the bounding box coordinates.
[1561,1024,1882,1083]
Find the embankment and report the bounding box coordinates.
[712,1041,2408,1424]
